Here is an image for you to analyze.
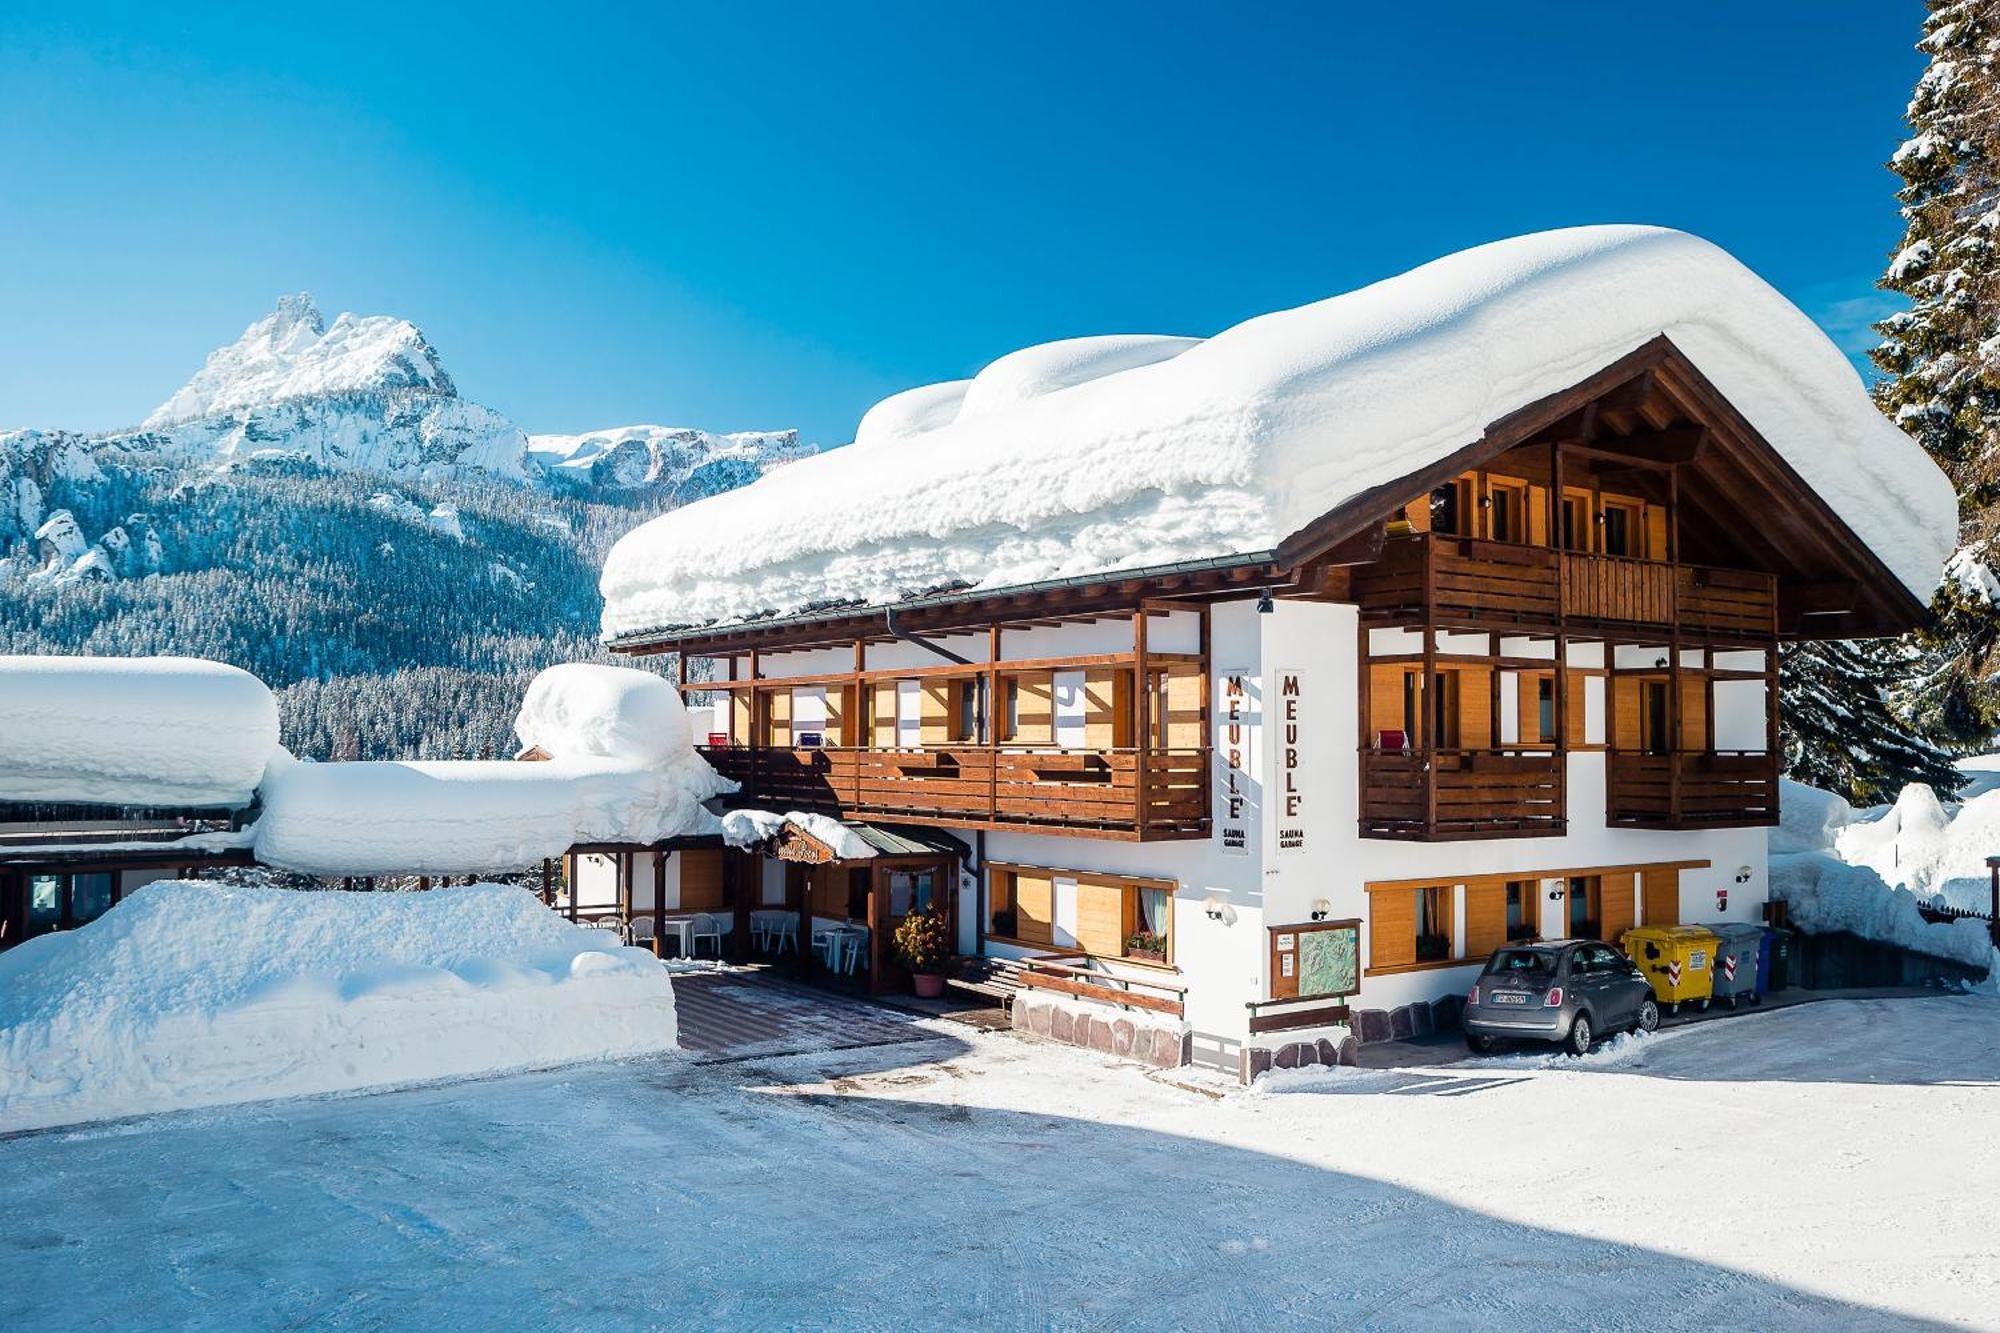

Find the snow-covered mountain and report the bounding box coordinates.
[0,293,817,759]
[526,424,813,497]
[93,293,812,490]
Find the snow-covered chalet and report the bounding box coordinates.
[592,226,1955,1076]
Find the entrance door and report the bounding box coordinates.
[875,860,951,992]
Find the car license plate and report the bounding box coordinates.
[1491,992,1528,1005]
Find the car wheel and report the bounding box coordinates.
[1465,1032,1496,1055]
[1564,1012,1593,1057]
[1634,998,1660,1034]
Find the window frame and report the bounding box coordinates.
[983,862,1175,966]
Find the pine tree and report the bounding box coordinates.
[1781,638,1964,804]
[1872,0,2000,746]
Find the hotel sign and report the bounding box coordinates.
[1218,669,1256,856]
[1276,667,1307,855]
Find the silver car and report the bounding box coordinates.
[1462,940,1660,1056]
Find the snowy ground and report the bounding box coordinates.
[1,992,1992,1331]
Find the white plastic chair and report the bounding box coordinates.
[691,913,726,957]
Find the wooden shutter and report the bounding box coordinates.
[825,686,849,745]
[1642,868,1679,926]
[1368,887,1416,969]
[1680,676,1709,751]
[767,689,792,747]
[1645,504,1669,561]
[1369,664,1408,740]
[1613,676,1642,751]
[1014,673,1054,744]
[1082,670,1126,748]
[920,679,951,745]
[871,682,899,746]
[1013,871,1054,945]
[1164,666,1203,748]
[731,691,754,745]
[680,850,725,911]
[1601,870,1636,947]
[1457,665,1492,751]
[1527,484,1549,546]
[1074,880,1127,956]
[1463,876,1507,960]
[1402,497,1432,532]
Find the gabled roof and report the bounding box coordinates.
[600,226,1956,645]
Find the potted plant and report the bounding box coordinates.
[893,907,952,998]
[1124,929,1168,964]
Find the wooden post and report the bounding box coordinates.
[565,854,578,922]
[1132,608,1150,837]
[653,848,668,958]
[987,624,1002,823]
[747,648,762,800]
[797,863,814,981]
[1421,532,1439,834]
[619,852,633,930]
[867,864,887,995]
[537,859,550,906]
[1198,603,1213,828]
[1551,439,1570,834]
[728,849,751,960]
[1356,625,1372,834]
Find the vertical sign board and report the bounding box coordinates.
[1218,670,1257,856]
[1275,667,1307,856]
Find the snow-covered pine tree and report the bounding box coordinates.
[1780,638,1963,804]
[1872,0,2000,748]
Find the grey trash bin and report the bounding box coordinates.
[1703,921,1765,1008]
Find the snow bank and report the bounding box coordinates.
[254,750,729,876]
[1769,852,1993,970]
[1828,779,2000,912]
[1771,778,1856,854]
[0,655,279,807]
[514,662,693,766]
[0,881,677,1131]
[720,809,876,858]
[601,226,1957,638]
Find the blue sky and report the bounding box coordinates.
[0,2,1925,445]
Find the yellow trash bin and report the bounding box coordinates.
[1620,925,1720,1014]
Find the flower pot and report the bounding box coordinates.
[912,972,946,998]
[1127,948,1166,964]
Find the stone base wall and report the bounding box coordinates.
[1350,994,1463,1045]
[1011,993,1189,1069]
[1239,1030,1358,1084]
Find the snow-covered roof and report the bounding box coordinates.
[253,664,734,876]
[599,226,1958,640]
[0,655,280,808]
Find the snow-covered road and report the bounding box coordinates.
[2,994,1994,1330]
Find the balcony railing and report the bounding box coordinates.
[1355,534,1777,639]
[1607,750,1779,828]
[700,744,1211,841]
[1358,746,1565,840]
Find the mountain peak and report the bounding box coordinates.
[144,295,455,429]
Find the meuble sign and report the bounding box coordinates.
[1276,668,1306,855]
[1218,669,1255,856]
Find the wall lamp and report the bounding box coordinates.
[1310,898,1331,921]
[1256,588,1275,614]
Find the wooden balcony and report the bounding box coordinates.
[700,745,1211,842]
[1358,747,1565,841]
[1355,534,1776,640]
[1607,750,1780,829]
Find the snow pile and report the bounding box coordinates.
[0,881,677,1131]
[145,293,454,428]
[0,655,280,807]
[600,225,1957,638]
[1768,853,1993,970]
[253,664,732,875]
[514,662,694,767]
[1770,775,1997,968]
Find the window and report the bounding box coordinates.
[1505,880,1537,941]
[1601,502,1637,557]
[27,875,61,933]
[987,864,1171,963]
[989,870,1016,938]
[1488,484,1518,543]
[1561,493,1591,551]
[954,679,980,743]
[1429,481,1463,535]
[1415,887,1451,960]
[1003,677,1020,741]
[71,873,114,926]
[1567,875,1602,939]
[1641,681,1670,755]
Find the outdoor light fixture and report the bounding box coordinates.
[1256,588,1275,614]
[1655,656,1668,669]
[1310,898,1331,921]
[1204,894,1230,922]
[1735,866,1753,884]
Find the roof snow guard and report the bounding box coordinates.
[599,226,1955,646]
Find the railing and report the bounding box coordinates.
[1014,954,1188,1018]
[700,744,1211,840]
[1358,746,1565,839]
[1606,750,1779,827]
[1355,533,1777,638]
